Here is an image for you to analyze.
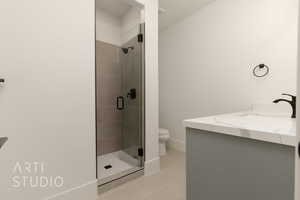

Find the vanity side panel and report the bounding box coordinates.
[186,128,295,200]
[186,128,192,200]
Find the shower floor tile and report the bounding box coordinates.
[98,150,186,200]
[98,151,135,182]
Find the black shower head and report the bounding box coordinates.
[122,46,134,54]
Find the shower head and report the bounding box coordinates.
[121,46,134,54]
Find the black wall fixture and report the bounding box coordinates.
[298,142,300,158]
[127,88,137,99]
[253,64,270,77]
[0,137,8,150]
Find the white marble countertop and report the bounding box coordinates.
[183,111,296,146]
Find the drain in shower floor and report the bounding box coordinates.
[104,165,112,169]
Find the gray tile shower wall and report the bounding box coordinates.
[96,40,123,156]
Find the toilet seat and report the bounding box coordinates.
[159,128,170,137]
[159,128,170,142]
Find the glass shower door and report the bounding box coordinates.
[97,27,145,186]
[121,30,144,169]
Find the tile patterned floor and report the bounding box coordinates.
[98,150,186,200]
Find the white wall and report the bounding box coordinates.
[159,0,298,151]
[0,0,96,199]
[0,0,159,199]
[138,0,160,175]
[96,8,122,46]
[95,6,144,46]
[121,7,143,45]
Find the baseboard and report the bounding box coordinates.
[42,180,98,200]
[168,138,185,152]
[144,157,160,176]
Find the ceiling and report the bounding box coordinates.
[159,0,216,31]
[96,0,216,30]
[96,0,132,18]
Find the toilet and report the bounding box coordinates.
[159,128,170,156]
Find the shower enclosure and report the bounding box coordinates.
[96,25,145,186]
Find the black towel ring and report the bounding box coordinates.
[253,64,269,77]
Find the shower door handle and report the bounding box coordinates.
[117,96,124,110]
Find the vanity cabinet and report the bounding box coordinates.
[186,128,295,200]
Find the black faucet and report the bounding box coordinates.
[273,93,296,118]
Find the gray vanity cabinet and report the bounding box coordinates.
[186,128,295,200]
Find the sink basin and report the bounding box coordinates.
[214,112,295,136]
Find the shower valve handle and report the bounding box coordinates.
[127,88,136,99]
